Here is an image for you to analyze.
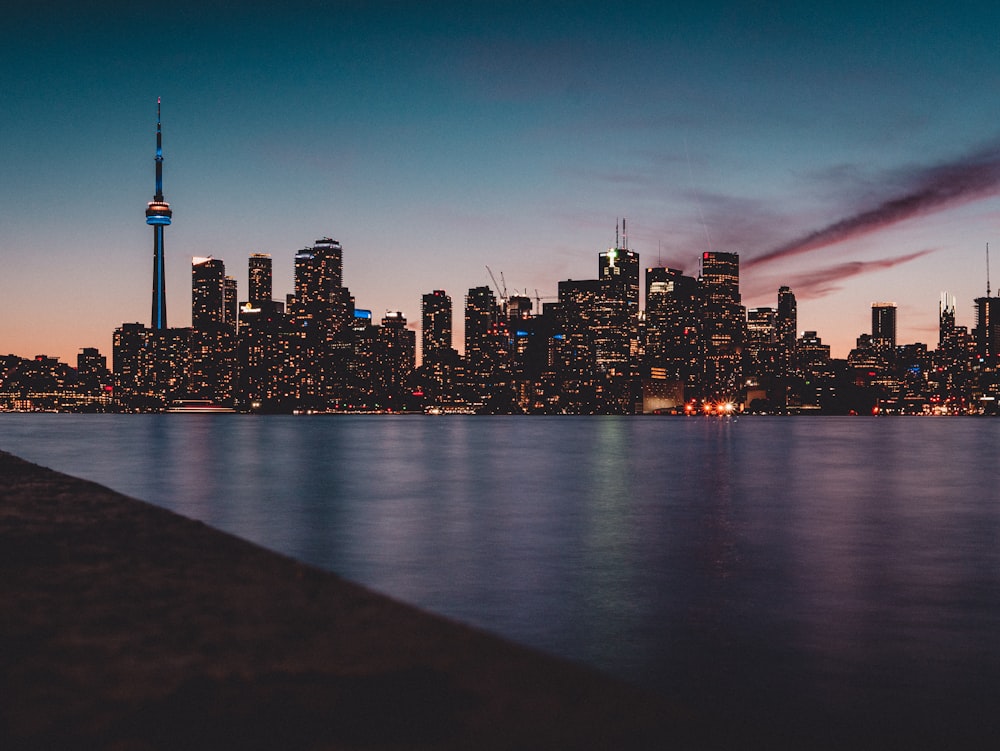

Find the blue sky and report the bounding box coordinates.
[4,1,1000,362]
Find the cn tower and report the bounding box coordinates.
[145,97,172,330]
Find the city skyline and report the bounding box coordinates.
[5,2,1000,363]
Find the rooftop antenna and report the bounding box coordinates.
[616,219,619,249]
[988,242,992,297]
[623,217,628,250]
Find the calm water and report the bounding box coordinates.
[3,414,1000,745]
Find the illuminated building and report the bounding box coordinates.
[377,312,416,407]
[113,323,190,411]
[745,307,778,385]
[507,295,532,322]
[699,251,745,401]
[777,286,797,376]
[644,267,700,396]
[599,223,640,312]
[224,276,237,327]
[235,253,287,412]
[285,238,354,409]
[796,331,831,371]
[464,286,511,405]
[192,257,227,329]
[188,257,235,404]
[552,278,601,412]
[421,290,453,364]
[249,253,273,306]
[975,296,1000,364]
[419,290,459,403]
[871,302,897,351]
[145,98,172,331]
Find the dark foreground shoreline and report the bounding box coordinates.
[0,449,696,750]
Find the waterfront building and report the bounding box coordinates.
[377,311,416,407]
[248,253,273,307]
[745,307,779,386]
[76,348,110,392]
[700,251,745,402]
[192,257,227,329]
[872,302,897,351]
[507,295,532,322]
[224,276,238,327]
[422,290,453,362]
[776,286,797,376]
[975,295,1000,365]
[465,286,511,406]
[796,331,831,372]
[419,290,460,403]
[113,324,153,410]
[599,225,640,312]
[644,267,700,398]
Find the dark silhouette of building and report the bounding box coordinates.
[872,302,897,351]
[192,257,227,329]
[377,312,416,408]
[419,290,461,404]
[248,253,273,307]
[465,286,507,405]
[975,296,1000,365]
[700,251,744,402]
[777,286,797,377]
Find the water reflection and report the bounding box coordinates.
[3,414,1000,745]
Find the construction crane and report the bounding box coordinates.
[534,288,558,315]
[486,265,509,317]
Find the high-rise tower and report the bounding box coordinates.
[146,98,172,330]
[699,251,744,401]
[871,302,897,350]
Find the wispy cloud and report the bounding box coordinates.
[745,143,1000,268]
[749,248,938,300]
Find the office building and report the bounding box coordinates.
[249,253,273,306]
[700,251,745,401]
[192,257,226,329]
[975,295,1000,364]
[422,290,453,364]
[872,302,897,350]
[777,286,797,376]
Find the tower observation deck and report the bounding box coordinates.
[146,97,172,330]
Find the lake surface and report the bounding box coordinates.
[3,414,999,746]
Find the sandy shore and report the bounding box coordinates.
[0,449,703,750]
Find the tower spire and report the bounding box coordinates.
[154,96,164,201]
[146,98,172,330]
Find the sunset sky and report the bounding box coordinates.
[4,1,1000,363]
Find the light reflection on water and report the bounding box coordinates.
[3,414,1000,745]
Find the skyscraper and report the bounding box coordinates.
[465,286,510,405]
[191,257,226,329]
[700,251,744,401]
[248,253,273,306]
[871,302,897,350]
[599,226,640,312]
[975,295,1000,364]
[421,290,453,364]
[145,98,172,330]
[224,276,238,327]
[776,286,797,375]
[939,292,956,350]
[420,290,457,403]
[644,267,700,393]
